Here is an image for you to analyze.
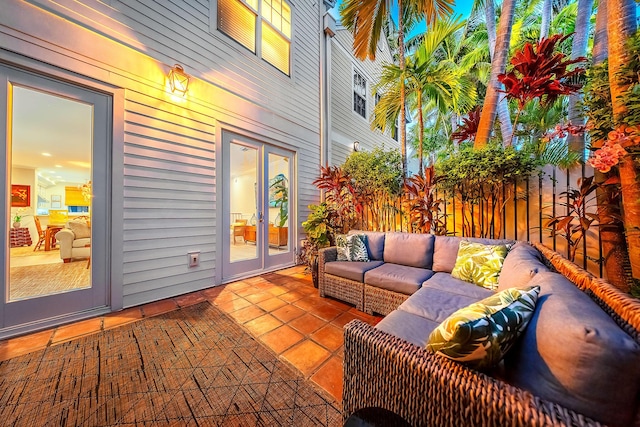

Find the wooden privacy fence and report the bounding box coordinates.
[356,164,606,279]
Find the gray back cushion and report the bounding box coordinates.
[383,232,434,269]
[498,242,550,291]
[504,272,640,426]
[349,230,386,261]
[432,236,515,273]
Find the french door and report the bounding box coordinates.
[0,64,111,337]
[221,131,295,281]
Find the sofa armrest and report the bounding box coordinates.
[55,228,75,243]
[318,247,337,297]
[343,320,601,427]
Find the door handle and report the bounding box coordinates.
[258,212,264,223]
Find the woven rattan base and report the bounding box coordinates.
[322,273,364,311]
[363,285,409,315]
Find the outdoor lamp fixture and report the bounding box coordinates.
[353,141,360,152]
[168,64,190,96]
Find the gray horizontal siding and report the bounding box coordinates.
[122,88,217,305]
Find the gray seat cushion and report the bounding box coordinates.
[432,236,515,273]
[398,286,484,323]
[324,260,385,283]
[349,230,386,261]
[498,242,550,291]
[504,272,640,427]
[383,232,434,269]
[422,272,495,300]
[364,263,434,295]
[376,309,440,348]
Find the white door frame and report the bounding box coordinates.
[218,129,296,283]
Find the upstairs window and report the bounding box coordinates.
[353,70,367,118]
[217,0,292,75]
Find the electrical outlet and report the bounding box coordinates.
[187,251,200,267]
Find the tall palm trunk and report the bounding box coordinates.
[398,0,408,177]
[475,0,516,147]
[567,0,594,156]
[590,0,633,292]
[608,0,640,281]
[417,93,424,175]
[484,0,513,146]
[539,0,552,42]
[593,0,608,65]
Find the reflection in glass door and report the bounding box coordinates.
[0,64,110,334]
[267,153,290,257]
[222,132,294,281]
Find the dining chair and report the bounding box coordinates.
[33,216,47,251]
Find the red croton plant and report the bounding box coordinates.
[498,33,587,145]
[452,106,481,145]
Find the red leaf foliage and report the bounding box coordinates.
[452,107,482,144]
[498,34,587,109]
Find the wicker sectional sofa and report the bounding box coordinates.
[318,231,640,427]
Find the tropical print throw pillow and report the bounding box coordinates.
[426,285,540,370]
[336,234,369,262]
[451,240,509,290]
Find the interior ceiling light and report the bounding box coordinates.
[41,152,52,157]
[168,64,190,96]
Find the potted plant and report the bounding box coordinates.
[301,202,336,287]
[12,208,28,228]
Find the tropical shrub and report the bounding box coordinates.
[545,176,600,263]
[436,143,539,237]
[343,148,403,230]
[312,165,360,234]
[402,166,446,235]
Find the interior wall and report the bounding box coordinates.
[10,167,36,240]
[230,172,257,220]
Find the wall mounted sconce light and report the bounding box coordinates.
[168,64,190,96]
[353,141,360,152]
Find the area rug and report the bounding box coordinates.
[9,261,90,300]
[0,301,342,426]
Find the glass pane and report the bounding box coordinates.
[268,153,289,256]
[262,22,290,75]
[245,0,258,11]
[262,0,272,23]
[218,0,257,53]
[9,86,92,301]
[230,142,258,263]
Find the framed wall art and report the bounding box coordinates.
[11,185,30,207]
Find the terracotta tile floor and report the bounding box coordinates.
[0,265,382,404]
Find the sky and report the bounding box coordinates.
[330,0,474,37]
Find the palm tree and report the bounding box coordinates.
[372,17,466,174]
[584,0,633,292]
[606,0,640,281]
[340,0,455,176]
[475,0,517,147]
[472,0,514,146]
[567,0,595,156]
[539,0,552,41]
